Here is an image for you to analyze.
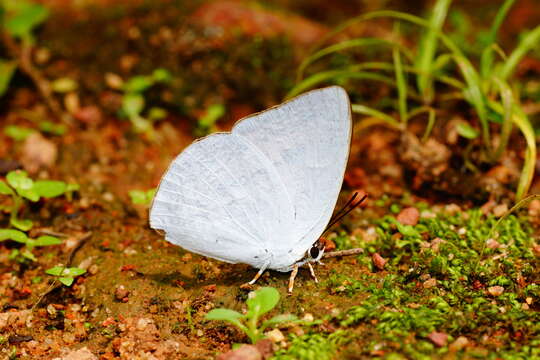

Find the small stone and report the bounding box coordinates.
[255,339,274,359]
[488,286,504,296]
[444,204,461,215]
[115,285,129,301]
[217,344,262,360]
[136,318,151,331]
[21,133,57,173]
[88,264,99,275]
[396,207,420,226]
[302,313,314,322]
[104,73,124,90]
[266,328,285,343]
[427,331,448,347]
[423,278,437,288]
[493,204,508,217]
[372,253,387,270]
[196,329,204,337]
[47,304,57,319]
[486,239,501,249]
[528,199,540,217]
[58,346,97,360]
[64,92,80,114]
[449,336,469,352]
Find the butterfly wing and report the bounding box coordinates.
[232,86,351,265]
[150,132,295,268]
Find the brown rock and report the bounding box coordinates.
[114,285,129,301]
[217,344,262,360]
[427,331,448,347]
[57,346,98,360]
[397,207,420,226]
[372,253,387,270]
[21,133,57,173]
[255,339,274,359]
[488,286,504,297]
[449,336,469,352]
[423,278,437,289]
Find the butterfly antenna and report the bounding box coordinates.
[323,193,367,234]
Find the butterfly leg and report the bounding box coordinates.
[247,262,269,285]
[287,265,299,294]
[307,262,318,283]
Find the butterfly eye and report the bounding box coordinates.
[309,245,320,259]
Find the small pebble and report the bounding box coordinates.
[449,336,469,351]
[396,207,420,226]
[423,278,437,288]
[427,331,448,347]
[266,328,285,342]
[114,285,129,301]
[136,318,151,331]
[47,304,57,319]
[493,204,508,217]
[372,253,387,270]
[488,285,504,297]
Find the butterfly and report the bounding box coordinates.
[150,86,354,293]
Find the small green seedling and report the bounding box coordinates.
[4,125,35,141]
[120,68,171,133]
[206,287,297,344]
[0,228,61,262]
[45,265,86,286]
[0,0,50,97]
[128,188,156,206]
[0,170,78,231]
[195,104,225,137]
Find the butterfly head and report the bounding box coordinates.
[307,240,325,263]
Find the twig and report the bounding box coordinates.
[1,32,72,124]
[31,231,92,311]
[323,248,364,258]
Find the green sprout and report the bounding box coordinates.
[290,0,539,200]
[195,104,225,137]
[128,188,156,206]
[0,170,78,231]
[0,0,50,97]
[45,265,86,286]
[205,287,297,344]
[120,68,171,134]
[4,125,35,141]
[0,228,61,262]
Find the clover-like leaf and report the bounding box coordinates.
[0,180,14,195]
[34,180,67,198]
[122,93,145,118]
[0,229,28,243]
[123,76,154,93]
[6,170,33,190]
[32,235,62,247]
[10,217,33,231]
[16,188,39,202]
[59,277,74,286]
[3,0,49,39]
[246,287,280,318]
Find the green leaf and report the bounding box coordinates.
[123,75,154,93]
[66,267,86,276]
[21,249,36,261]
[6,170,33,190]
[198,104,225,128]
[45,266,65,276]
[261,314,298,330]
[10,217,33,231]
[246,287,280,318]
[4,125,35,141]
[59,277,74,286]
[50,77,78,93]
[148,107,167,120]
[122,93,145,118]
[152,68,172,83]
[0,180,14,195]
[66,183,80,193]
[0,229,28,243]
[4,0,50,39]
[33,235,61,246]
[205,308,245,322]
[39,121,67,136]
[129,188,155,205]
[0,59,17,97]
[46,266,86,278]
[33,180,66,198]
[456,123,479,139]
[17,188,39,202]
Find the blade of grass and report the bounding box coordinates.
[415,0,452,103]
[421,107,436,142]
[351,104,402,129]
[393,23,408,124]
[297,38,413,82]
[492,77,513,160]
[500,25,540,80]
[480,0,515,78]
[489,100,535,200]
[287,69,394,99]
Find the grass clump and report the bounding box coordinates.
[272,330,351,360]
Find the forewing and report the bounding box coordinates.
[233,86,351,260]
[150,133,295,268]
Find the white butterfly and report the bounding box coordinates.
[149,86,352,292]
